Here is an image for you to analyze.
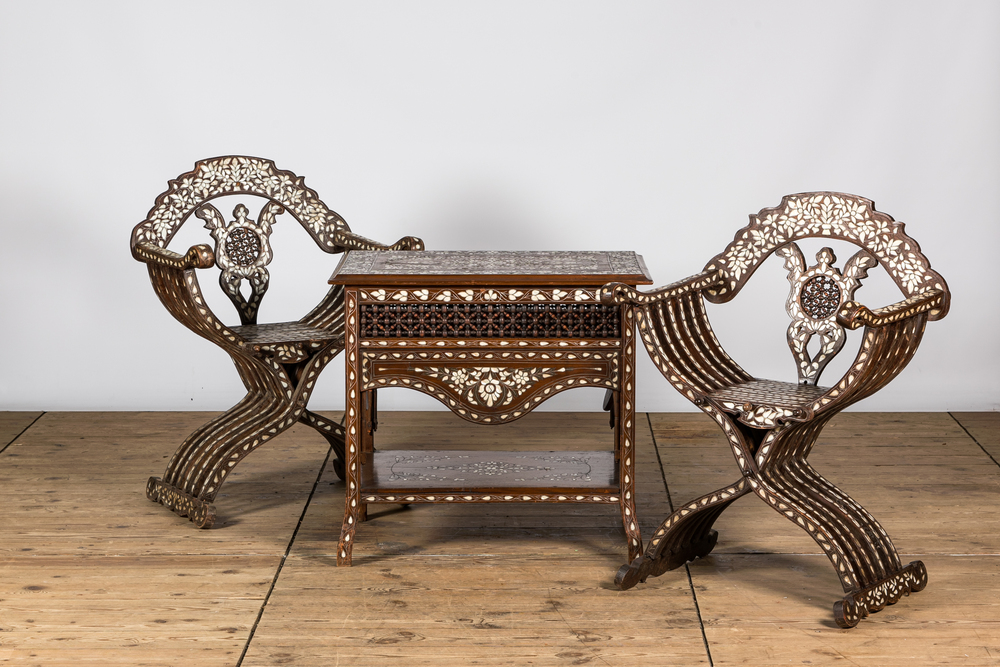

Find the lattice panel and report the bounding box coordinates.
[360,303,621,339]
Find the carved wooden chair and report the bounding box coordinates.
[131,156,423,528]
[601,193,949,627]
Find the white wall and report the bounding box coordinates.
[1,1,996,412]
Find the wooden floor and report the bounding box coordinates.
[1,410,998,666]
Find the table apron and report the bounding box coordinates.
[361,354,619,424]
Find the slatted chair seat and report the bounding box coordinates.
[602,192,949,628]
[229,322,345,363]
[132,156,423,528]
[708,380,829,425]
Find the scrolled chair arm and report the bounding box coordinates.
[133,241,215,270]
[836,289,947,330]
[388,235,425,251]
[333,230,424,252]
[601,269,724,305]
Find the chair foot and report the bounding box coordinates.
[146,477,217,528]
[833,560,928,628]
[616,479,748,590]
[615,529,719,590]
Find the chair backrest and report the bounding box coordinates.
[701,192,949,385]
[131,156,350,325]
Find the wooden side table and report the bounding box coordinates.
[329,250,653,566]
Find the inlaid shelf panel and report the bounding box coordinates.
[360,450,618,501]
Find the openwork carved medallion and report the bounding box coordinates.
[799,275,841,318]
[200,202,282,325]
[777,244,875,385]
[224,227,262,266]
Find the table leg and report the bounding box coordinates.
[358,389,376,523]
[619,306,643,562]
[338,290,362,566]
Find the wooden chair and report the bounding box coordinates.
[601,192,949,627]
[131,156,423,528]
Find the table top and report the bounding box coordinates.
[329,250,653,286]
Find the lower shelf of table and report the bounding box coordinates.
[358,449,621,502]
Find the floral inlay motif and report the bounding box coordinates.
[703,193,948,319]
[413,366,558,407]
[134,155,348,250]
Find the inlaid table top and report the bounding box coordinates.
[330,250,653,286]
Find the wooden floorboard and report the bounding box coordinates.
[649,411,1000,665]
[952,411,1000,461]
[0,412,42,451]
[1,410,998,665]
[0,411,335,666]
[694,554,1000,665]
[243,412,704,666]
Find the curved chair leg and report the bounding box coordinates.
[147,394,292,527]
[299,410,346,480]
[773,458,901,581]
[616,411,927,627]
[616,479,750,590]
[795,460,902,578]
[148,346,341,526]
[754,421,927,627]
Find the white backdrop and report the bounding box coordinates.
[1,1,997,412]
